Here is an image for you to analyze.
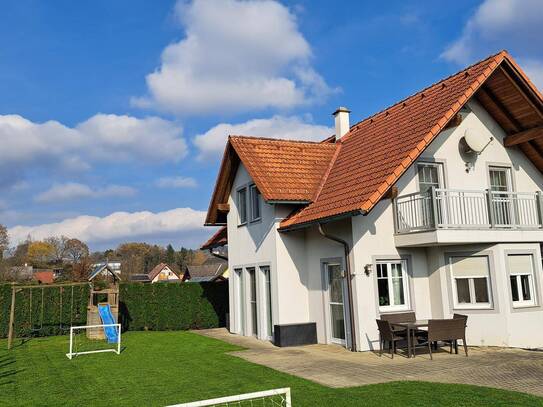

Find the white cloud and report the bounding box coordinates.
[132,0,335,115]
[194,115,333,161]
[0,113,187,185]
[8,208,207,246]
[441,0,543,89]
[155,176,197,188]
[35,182,137,203]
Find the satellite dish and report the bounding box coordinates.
[463,128,493,154]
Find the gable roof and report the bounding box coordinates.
[33,270,55,284]
[89,263,121,281]
[185,262,227,282]
[205,51,543,230]
[147,263,178,281]
[201,226,227,250]
[279,50,543,229]
[205,136,337,225]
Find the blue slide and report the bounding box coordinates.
[98,304,119,344]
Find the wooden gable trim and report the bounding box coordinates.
[504,126,543,147]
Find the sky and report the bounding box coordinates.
[1,0,542,250]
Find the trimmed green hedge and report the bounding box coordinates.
[0,282,228,339]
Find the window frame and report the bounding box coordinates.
[449,255,493,310]
[507,253,537,308]
[375,259,411,312]
[237,186,248,226]
[417,161,445,193]
[249,184,262,222]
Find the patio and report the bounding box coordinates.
[198,328,543,397]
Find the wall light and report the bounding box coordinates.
[364,264,372,276]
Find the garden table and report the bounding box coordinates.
[391,320,428,358]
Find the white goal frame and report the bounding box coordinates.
[166,388,292,407]
[66,323,121,360]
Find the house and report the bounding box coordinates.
[205,51,543,351]
[184,257,228,283]
[147,263,180,283]
[127,263,180,283]
[32,269,55,284]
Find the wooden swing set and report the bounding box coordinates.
[6,282,88,350]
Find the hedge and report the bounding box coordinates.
[0,282,228,339]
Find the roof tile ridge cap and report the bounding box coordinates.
[311,142,343,202]
[344,52,504,136]
[359,57,503,213]
[501,51,543,104]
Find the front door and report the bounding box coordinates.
[489,166,513,226]
[326,263,346,344]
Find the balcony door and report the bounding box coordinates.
[489,166,513,226]
[417,162,445,227]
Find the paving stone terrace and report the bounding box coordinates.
[198,328,543,397]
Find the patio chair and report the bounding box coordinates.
[376,319,405,358]
[380,312,415,335]
[426,318,468,360]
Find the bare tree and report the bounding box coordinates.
[44,236,69,263]
[65,238,89,263]
[0,224,8,261]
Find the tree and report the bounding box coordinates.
[165,244,176,265]
[27,241,55,266]
[44,236,69,263]
[72,256,92,281]
[0,224,8,261]
[65,238,89,264]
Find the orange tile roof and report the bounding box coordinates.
[279,51,511,229]
[230,136,337,202]
[201,226,227,250]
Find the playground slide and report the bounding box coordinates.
[98,304,119,344]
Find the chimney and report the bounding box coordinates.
[333,106,351,140]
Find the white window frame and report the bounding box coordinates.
[508,254,537,308]
[449,255,493,310]
[237,187,248,226]
[249,184,262,222]
[376,259,410,312]
[417,161,445,193]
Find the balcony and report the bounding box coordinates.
[393,188,543,247]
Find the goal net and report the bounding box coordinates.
[166,388,292,407]
[66,324,121,359]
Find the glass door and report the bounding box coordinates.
[261,266,273,339]
[234,269,244,335]
[247,268,258,336]
[326,263,346,344]
[489,167,513,226]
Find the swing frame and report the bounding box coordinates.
[7,282,88,350]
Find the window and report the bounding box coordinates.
[450,256,492,309]
[247,268,258,336]
[417,162,444,193]
[237,187,247,225]
[508,254,536,307]
[234,268,244,334]
[376,260,409,311]
[261,266,273,338]
[250,184,261,221]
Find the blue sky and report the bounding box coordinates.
[1,0,542,250]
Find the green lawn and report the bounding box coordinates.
[1,331,542,406]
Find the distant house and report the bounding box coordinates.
[128,263,180,283]
[91,261,121,276]
[7,265,33,281]
[32,269,55,284]
[184,257,228,283]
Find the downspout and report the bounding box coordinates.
[318,223,357,352]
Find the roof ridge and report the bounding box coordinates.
[340,50,507,144]
[229,134,334,145]
[312,143,342,202]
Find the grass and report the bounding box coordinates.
[1,331,542,406]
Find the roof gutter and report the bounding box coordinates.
[318,223,357,352]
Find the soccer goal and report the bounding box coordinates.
[66,323,121,360]
[166,388,292,407]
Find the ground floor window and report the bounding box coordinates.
[450,255,492,309]
[261,266,273,339]
[376,260,409,312]
[508,254,536,307]
[247,267,258,336]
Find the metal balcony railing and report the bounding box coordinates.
[394,187,543,234]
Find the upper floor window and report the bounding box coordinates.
[376,260,410,312]
[237,187,247,225]
[417,162,444,193]
[250,184,261,222]
[450,255,492,309]
[508,254,536,308]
